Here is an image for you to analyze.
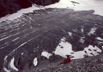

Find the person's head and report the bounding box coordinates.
[66,55,70,57]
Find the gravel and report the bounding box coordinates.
[22,54,103,72]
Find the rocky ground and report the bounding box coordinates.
[0,8,103,72]
[22,54,103,72]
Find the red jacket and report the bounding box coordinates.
[67,57,71,62]
[60,57,71,64]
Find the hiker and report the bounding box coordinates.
[84,51,88,58]
[60,55,71,64]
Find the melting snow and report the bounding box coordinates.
[41,51,52,59]
[54,37,73,57]
[96,37,103,40]
[54,37,102,59]
[33,57,38,66]
[21,52,24,55]
[68,32,72,36]
[72,45,102,59]
[4,55,8,60]
[84,45,102,53]
[88,27,97,36]
[79,37,85,43]
[81,28,84,33]
[9,57,18,71]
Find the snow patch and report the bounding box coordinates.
[81,28,84,33]
[4,55,8,60]
[21,52,24,55]
[54,37,73,57]
[54,37,102,59]
[72,45,102,59]
[41,51,52,59]
[88,27,97,36]
[79,37,85,43]
[3,67,11,72]
[9,57,18,71]
[71,51,85,59]
[96,37,103,40]
[68,32,72,36]
[84,45,102,52]
[33,57,38,66]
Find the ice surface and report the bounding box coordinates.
[54,37,73,58]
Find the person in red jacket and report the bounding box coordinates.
[60,55,71,64]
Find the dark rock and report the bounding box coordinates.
[0,0,60,17]
[93,49,97,51]
[60,46,63,48]
[49,54,62,62]
[88,49,92,51]
[88,70,93,72]
[90,53,95,56]
[71,52,74,54]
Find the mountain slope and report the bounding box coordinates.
[0,8,103,72]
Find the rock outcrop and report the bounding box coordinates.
[0,0,59,17]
